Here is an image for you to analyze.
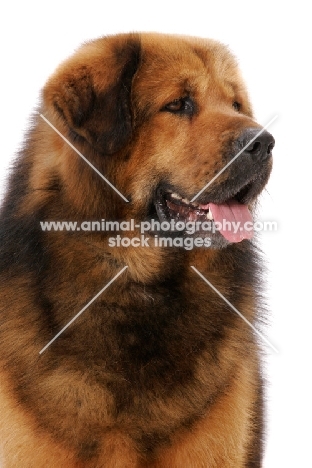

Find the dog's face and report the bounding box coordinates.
[42,33,273,248]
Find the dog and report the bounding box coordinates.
[0,33,274,467]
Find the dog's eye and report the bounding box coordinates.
[232,101,241,112]
[162,97,195,116]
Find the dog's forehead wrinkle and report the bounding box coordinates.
[133,49,243,116]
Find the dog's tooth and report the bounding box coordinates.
[171,192,180,200]
[206,210,213,220]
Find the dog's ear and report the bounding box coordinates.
[43,34,141,155]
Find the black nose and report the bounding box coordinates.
[236,127,275,161]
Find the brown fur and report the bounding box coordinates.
[0,33,273,467]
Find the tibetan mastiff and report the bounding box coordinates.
[0,33,274,467]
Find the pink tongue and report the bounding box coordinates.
[205,199,253,242]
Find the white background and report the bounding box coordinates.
[1,1,311,466]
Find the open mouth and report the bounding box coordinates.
[154,186,254,243]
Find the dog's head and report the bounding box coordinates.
[42,32,274,248]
